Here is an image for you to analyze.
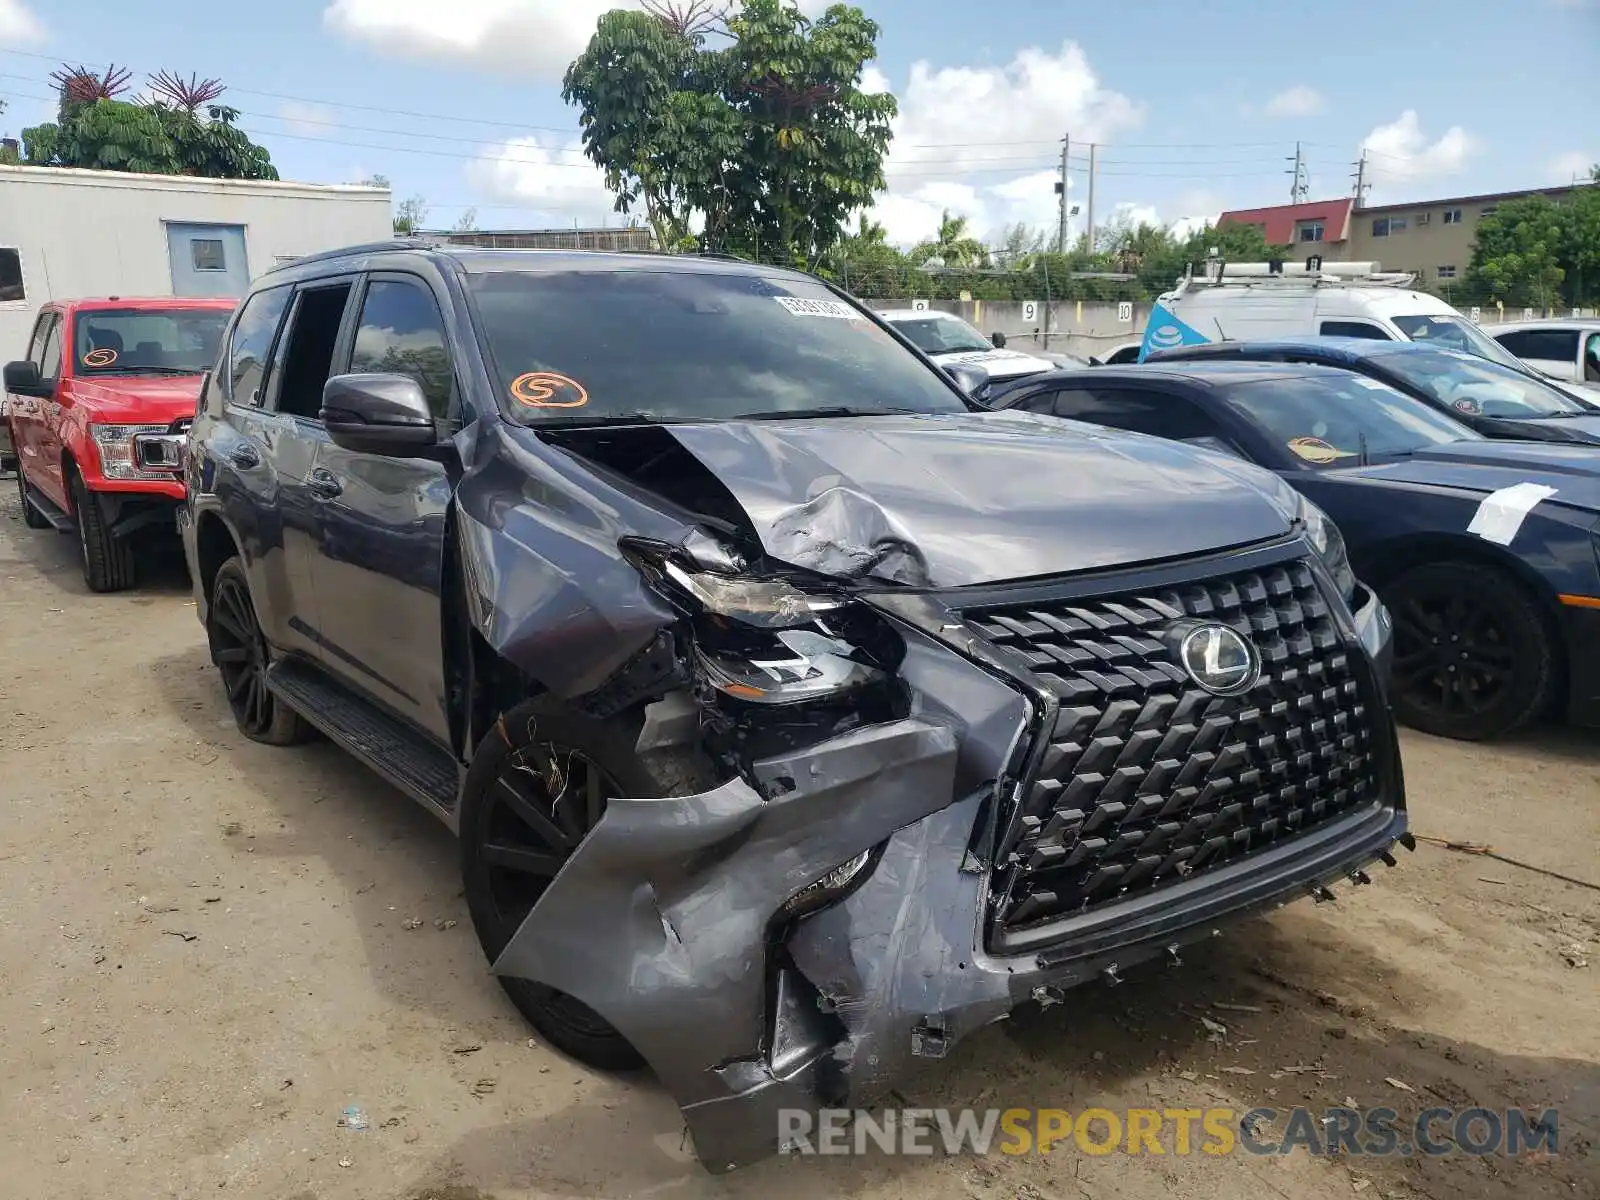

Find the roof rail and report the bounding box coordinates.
[1174,259,1417,291]
[262,236,442,275]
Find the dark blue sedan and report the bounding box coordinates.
[986,360,1600,741]
[1146,337,1600,445]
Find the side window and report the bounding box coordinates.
[1053,386,1228,442]
[25,311,52,365]
[1011,388,1061,415]
[226,285,293,406]
[38,317,62,381]
[1320,321,1393,340]
[349,278,455,419]
[1584,333,1600,382]
[1497,329,1579,362]
[270,283,355,420]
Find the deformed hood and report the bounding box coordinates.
[665,411,1299,588]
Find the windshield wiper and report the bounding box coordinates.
[730,406,932,421]
[84,365,204,376]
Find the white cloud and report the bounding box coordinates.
[468,134,620,225]
[0,0,43,42]
[865,41,1143,245]
[278,101,338,136]
[1360,110,1477,189]
[325,0,829,78]
[1550,150,1595,182]
[1263,85,1324,119]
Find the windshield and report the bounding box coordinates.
[1220,372,1478,469]
[886,313,997,355]
[73,308,231,375]
[1391,313,1530,372]
[467,269,971,424]
[1371,346,1589,418]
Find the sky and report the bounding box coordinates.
[1,0,1596,248]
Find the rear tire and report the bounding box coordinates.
[69,467,135,592]
[206,557,313,746]
[459,696,719,1071]
[1384,561,1556,741]
[16,463,48,529]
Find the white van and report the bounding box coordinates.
[1147,260,1536,373]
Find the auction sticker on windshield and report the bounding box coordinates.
[83,348,118,366]
[510,371,589,409]
[775,297,857,319]
[1287,436,1347,464]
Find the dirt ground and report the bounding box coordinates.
[1,481,1596,1200]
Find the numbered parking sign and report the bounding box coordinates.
[1021,300,1039,323]
[1469,307,1481,324]
[1117,301,1133,323]
[911,298,929,312]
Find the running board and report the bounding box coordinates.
[23,480,74,533]
[266,659,461,827]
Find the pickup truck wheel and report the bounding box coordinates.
[459,697,720,1072]
[69,468,136,592]
[15,465,49,529]
[1384,561,1556,741]
[207,557,313,746]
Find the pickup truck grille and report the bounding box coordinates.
[964,558,1381,933]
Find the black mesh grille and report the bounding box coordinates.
[964,558,1381,932]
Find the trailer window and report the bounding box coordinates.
[0,248,24,303]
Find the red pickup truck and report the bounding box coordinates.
[5,297,236,591]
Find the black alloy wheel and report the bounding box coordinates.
[1385,561,1556,741]
[206,557,311,746]
[459,696,719,1071]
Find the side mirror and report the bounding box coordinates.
[321,373,437,455]
[3,360,44,396]
[990,331,1007,348]
[942,361,989,397]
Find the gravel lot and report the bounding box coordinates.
[2,480,1596,1200]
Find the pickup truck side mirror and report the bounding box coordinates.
[3,360,45,396]
[321,373,438,455]
[990,331,1007,348]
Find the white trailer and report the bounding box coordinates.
[0,164,392,357]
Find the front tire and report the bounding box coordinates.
[69,467,135,592]
[207,557,313,746]
[459,696,719,1071]
[1384,561,1556,741]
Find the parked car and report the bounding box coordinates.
[1148,337,1600,443]
[1148,260,1542,375]
[878,307,1082,393]
[1092,341,1143,365]
[986,361,1600,741]
[5,297,236,591]
[1489,318,1600,394]
[182,242,1406,1172]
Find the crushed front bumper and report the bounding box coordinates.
[493,550,1408,1172]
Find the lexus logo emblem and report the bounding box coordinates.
[1177,623,1260,696]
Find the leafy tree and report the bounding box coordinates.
[1465,195,1569,307]
[910,210,988,268]
[564,0,894,265]
[20,64,276,179]
[393,195,429,234]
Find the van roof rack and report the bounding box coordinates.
[1172,258,1417,293]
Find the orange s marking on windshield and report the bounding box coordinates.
[510,372,589,409]
[83,348,118,366]
[1287,436,1346,464]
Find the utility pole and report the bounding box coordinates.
[1287,141,1308,203]
[1085,143,1097,252]
[1056,134,1070,253]
[1351,151,1370,209]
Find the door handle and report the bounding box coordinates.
[307,468,343,500]
[228,443,261,469]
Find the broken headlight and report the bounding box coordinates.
[663,561,846,630]
[695,627,884,706]
[1297,495,1357,603]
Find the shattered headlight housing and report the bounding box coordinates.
[1297,495,1357,603]
[631,543,891,707]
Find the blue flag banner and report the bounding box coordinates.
[1137,303,1212,362]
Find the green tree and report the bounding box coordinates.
[564,0,894,265]
[1465,195,1568,307]
[910,210,988,269]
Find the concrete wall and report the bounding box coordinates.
[0,165,392,356]
[872,298,1150,360]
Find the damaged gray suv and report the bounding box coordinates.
[180,243,1409,1171]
